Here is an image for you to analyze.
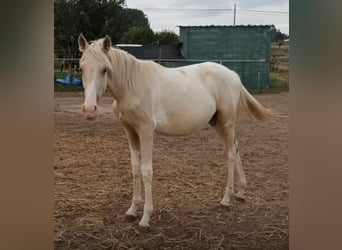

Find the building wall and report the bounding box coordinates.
[179,26,271,89]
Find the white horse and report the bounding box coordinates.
[78,34,274,227]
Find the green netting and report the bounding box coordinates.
[179,26,271,89]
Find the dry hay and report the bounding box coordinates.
[54,92,289,249]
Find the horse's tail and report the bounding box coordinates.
[239,85,275,120]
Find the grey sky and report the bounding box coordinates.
[125,0,289,35]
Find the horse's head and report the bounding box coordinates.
[78,33,112,120]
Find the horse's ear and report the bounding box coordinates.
[103,35,112,53]
[78,33,88,52]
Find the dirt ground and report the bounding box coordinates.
[54,91,289,250]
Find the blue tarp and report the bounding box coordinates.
[56,75,82,86]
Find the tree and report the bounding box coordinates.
[123,8,150,28]
[54,0,153,55]
[120,26,155,44]
[153,30,180,44]
[270,25,289,42]
[54,1,180,55]
[98,1,127,43]
[101,7,151,43]
[54,0,80,58]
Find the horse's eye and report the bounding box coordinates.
[78,67,82,73]
[103,68,107,74]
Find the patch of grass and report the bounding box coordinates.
[248,72,289,94]
[269,72,289,92]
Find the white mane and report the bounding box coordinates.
[82,38,160,95]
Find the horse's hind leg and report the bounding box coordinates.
[214,119,247,204]
[234,140,247,201]
[213,114,238,206]
[125,129,143,218]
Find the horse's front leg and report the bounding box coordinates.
[125,129,143,218]
[137,128,154,227]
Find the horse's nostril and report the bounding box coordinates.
[82,105,97,113]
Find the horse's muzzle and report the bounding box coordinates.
[82,105,97,120]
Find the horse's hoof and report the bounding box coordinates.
[235,193,247,202]
[220,200,233,207]
[138,221,151,228]
[125,214,137,222]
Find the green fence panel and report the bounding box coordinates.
[179,26,271,89]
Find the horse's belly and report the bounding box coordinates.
[155,120,209,136]
[153,83,217,136]
[154,107,215,136]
